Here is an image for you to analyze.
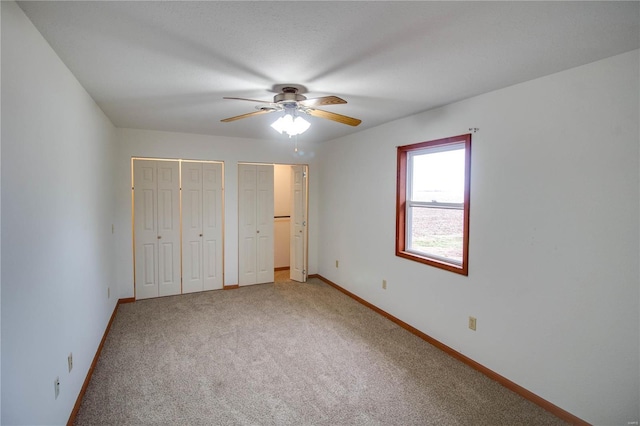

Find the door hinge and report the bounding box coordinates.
[303,171,307,178]
[302,221,306,226]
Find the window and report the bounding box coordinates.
[396,134,471,275]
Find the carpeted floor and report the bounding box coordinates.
[74,277,566,425]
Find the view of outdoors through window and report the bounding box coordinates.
[408,146,465,263]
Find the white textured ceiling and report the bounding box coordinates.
[17,1,640,143]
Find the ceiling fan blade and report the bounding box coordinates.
[223,97,273,104]
[298,96,347,107]
[220,109,275,123]
[307,108,362,126]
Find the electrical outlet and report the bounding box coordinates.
[335,260,339,268]
[382,279,387,290]
[68,353,73,372]
[468,316,477,331]
[54,377,60,399]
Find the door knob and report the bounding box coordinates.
[199,233,203,237]
[257,230,260,233]
[157,236,162,239]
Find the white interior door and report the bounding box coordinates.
[134,161,159,300]
[156,161,181,297]
[182,162,204,293]
[238,164,274,286]
[134,160,180,300]
[182,162,224,293]
[238,165,257,286]
[256,165,274,284]
[202,162,223,290]
[290,165,307,282]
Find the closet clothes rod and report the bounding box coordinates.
[274,215,291,219]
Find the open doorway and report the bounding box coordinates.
[274,164,291,274]
[238,163,308,286]
[274,164,308,282]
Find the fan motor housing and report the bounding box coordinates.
[274,87,306,104]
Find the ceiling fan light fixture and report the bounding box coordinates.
[271,113,310,137]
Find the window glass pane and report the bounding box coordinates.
[411,147,465,203]
[408,206,463,263]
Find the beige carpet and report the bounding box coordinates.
[74,278,566,425]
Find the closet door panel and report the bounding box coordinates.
[134,161,159,300]
[202,162,223,290]
[156,161,181,297]
[135,159,224,299]
[238,165,257,285]
[182,163,204,294]
[290,165,307,282]
[256,165,274,284]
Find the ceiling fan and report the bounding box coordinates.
[220,86,362,128]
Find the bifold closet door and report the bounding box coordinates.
[182,162,223,293]
[238,164,274,286]
[134,160,181,300]
[290,165,307,282]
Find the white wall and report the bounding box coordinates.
[115,129,318,296]
[1,2,118,424]
[316,50,639,425]
[274,164,292,218]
